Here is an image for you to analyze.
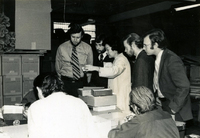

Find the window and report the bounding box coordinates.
[53,22,96,41]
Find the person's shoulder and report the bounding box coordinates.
[163,49,182,62]
[81,41,92,48]
[28,98,43,110]
[58,40,71,48]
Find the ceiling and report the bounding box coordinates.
[51,0,199,24]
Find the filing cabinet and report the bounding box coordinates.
[3,75,22,96]
[22,75,36,97]
[22,55,39,76]
[2,55,21,75]
[0,54,41,107]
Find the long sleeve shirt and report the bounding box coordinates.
[28,92,100,138]
[99,53,131,114]
[55,40,93,78]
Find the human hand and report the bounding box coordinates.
[83,65,99,71]
[171,109,176,114]
[23,107,29,118]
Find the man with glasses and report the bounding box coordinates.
[143,28,193,122]
[108,86,179,138]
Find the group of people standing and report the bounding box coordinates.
[55,23,192,122]
[24,23,193,138]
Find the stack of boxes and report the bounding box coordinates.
[2,55,22,105]
[78,87,117,112]
[21,55,39,97]
[0,54,40,107]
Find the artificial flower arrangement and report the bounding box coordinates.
[0,13,15,52]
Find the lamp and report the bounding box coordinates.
[174,3,200,11]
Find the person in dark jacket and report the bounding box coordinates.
[143,28,193,122]
[123,33,154,91]
[90,34,113,87]
[108,86,180,138]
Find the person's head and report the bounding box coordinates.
[67,23,84,46]
[103,35,124,58]
[143,28,168,55]
[95,34,106,54]
[129,86,156,115]
[123,33,142,57]
[35,73,65,99]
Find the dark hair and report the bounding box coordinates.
[123,33,143,49]
[33,72,52,98]
[95,34,106,44]
[129,86,156,114]
[38,74,64,97]
[103,35,124,53]
[67,23,84,36]
[143,28,168,50]
[82,33,91,44]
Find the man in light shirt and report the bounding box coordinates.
[143,28,193,122]
[55,23,93,97]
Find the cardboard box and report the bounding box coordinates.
[3,75,22,95]
[92,88,112,97]
[3,95,22,105]
[2,55,21,75]
[91,105,116,112]
[22,75,36,96]
[22,55,39,76]
[78,87,104,96]
[79,94,116,107]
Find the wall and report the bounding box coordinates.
[96,7,200,56]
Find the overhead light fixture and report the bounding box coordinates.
[175,3,200,11]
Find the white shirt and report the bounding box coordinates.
[99,53,131,114]
[154,50,165,98]
[98,51,107,61]
[28,92,99,138]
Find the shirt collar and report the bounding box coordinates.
[135,49,143,59]
[155,50,164,65]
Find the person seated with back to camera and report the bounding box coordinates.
[108,86,180,138]
[21,72,52,107]
[27,73,100,138]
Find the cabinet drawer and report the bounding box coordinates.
[2,55,21,75]
[4,95,22,105]
[3,76,22,95]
